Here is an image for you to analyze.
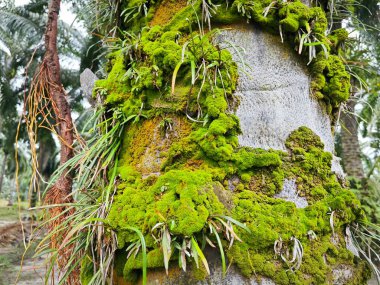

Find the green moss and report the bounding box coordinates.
[225,127,366,284]
[107,169,225,247]
[278,2,311,33]
[310,7,328,34]
[328,28,349,52]
[285,126,325,151]
[94,51,130,105]
[191,114,240,162]
[248,167,285,196]
[233,148,282,170]
[279,127,344,202]
[311,53,350,109]
[204,88,228,118]
[212,3,243,24]
[227,185,364,284]
[98,0,350,118]
[191,262,209,280]
[80,255,94,285]
[240,173,251,182]
[108,120,368,284]
[123,248,165,282]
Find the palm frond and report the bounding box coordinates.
[0,10,39,36]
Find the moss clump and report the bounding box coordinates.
[192,113,240,162]
[204,88,228,118]
[107,169,225,247]
[227,128,366,284]
[328,28,349,53]
[233,147,282,170]
[278,2,311,32]
[285,126,325,151]
[123,249,165,282]
[94,52,130,105]
[281,127,338,202]
[311,52,350,109]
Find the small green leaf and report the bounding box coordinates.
[191,237,210,275]
[171,61,183,95]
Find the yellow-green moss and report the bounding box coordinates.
[107,169,225,246]
[225,127,368,284]
[311,52,350,109]
[94,52,130,105]
[123,249,165,282]
[107,123,368,283]
[150,0,188,27]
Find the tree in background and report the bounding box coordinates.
[0,0,84,206]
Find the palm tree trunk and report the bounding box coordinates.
[0,153,7,195]
[42,0,74,205]
[42,0,77,282]
[43,0,74,189]
[341,98,365,179]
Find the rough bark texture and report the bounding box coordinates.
[216,25,334,152]
[43,0,74,196]
[341,98,365,179]
[42,0,77,282]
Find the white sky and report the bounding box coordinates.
[14,0,77,25]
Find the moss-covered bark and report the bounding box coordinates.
[81,0,371,284]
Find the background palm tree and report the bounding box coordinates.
[0,0,85,206]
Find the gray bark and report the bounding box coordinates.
[0,153,8,195]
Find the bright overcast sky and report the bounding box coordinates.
[14,0,78,26]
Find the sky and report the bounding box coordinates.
[15,0,78,25]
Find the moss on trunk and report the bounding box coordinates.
[81,0,371,284]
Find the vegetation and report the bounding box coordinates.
[0,0,379,284]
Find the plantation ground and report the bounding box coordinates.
[0,200,45,285]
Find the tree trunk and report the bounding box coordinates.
[0,153,8,195]
[42,0,77,282]
[43,0,74,195]
[78,1,370,284]
[341,98,365,179]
